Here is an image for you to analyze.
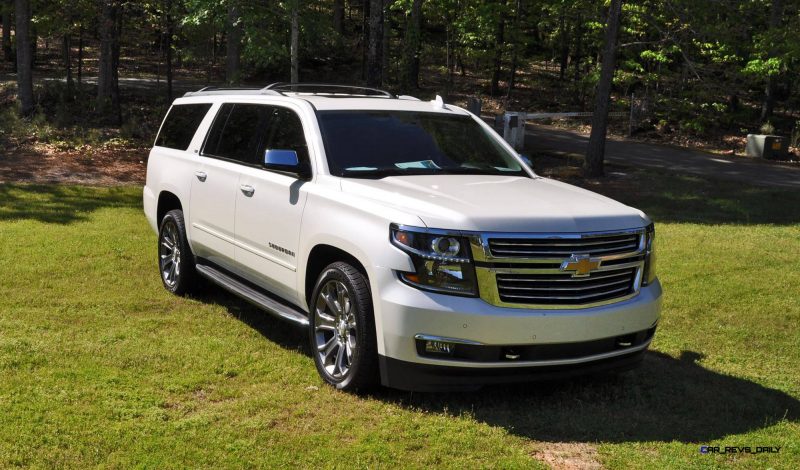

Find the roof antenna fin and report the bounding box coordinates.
[431,95,447,110]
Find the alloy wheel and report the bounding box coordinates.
[159,220,181,288]
[314,280,357,380]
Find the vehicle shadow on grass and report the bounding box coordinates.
[193,288,799,443]
[0,183,141,224]
[376,350,800,443]
[193,287,313,356]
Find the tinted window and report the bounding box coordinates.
[317,111,525,178]
[202,103,272,164]
[155,103,212,150]
[262,107,309,164]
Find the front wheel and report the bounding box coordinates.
[309,262,378,392]
[158,209,198,296]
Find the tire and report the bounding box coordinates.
[158,209,198,296]
[309,262,379,392]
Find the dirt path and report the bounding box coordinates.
[525,123,800,189]
[532,442,603,469]
[0,145,148,186]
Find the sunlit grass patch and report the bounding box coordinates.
[0,177,797,469]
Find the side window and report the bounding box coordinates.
[262,107,310,165]
[155,103,212,150]
[202,103,272,164]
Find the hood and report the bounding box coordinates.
[340,174,648,233]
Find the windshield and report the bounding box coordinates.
[316,110,528,178]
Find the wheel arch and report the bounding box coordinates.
[157,191,183,225]
[304,244,369,308]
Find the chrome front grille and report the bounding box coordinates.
[488,233,640,258]
[470,228,646,309]
[496,267,637,305]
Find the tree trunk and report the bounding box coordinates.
[63,33,73,91]
[572,19,583,83]
[558,9,568,80]
[2,0,12,62]
[584,0,623,177]
[361,0,368,80]
[446,23,452,88]
[97,0,121,124]
[14,0,32,116]
[366,0,383,87]
[333,0,344,36]
[506,0,522,98]
[290,0,299,83]
[489,4,505,96]
[165,0,173,102]
[77,25,83,84]
[28,21,35,67]
[381,0,390,82]
[402,0,422,90]
[225,4,242,85]
[760,0,783,123]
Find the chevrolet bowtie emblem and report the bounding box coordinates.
[561,254,601,277]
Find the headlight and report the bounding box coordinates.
[390,224,477,296]
[643,223,656,285]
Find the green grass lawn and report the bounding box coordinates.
[0,175,798,469]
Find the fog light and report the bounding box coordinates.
[425,340,454,355]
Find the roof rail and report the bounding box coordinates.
[183,86,274,97]
[262,83,396,98]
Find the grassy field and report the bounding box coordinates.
[0,173,798,468]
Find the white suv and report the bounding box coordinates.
[143,83,661,392]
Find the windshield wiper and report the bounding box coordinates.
[340,168,439,179]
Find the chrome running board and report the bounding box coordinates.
[196,263,309,327]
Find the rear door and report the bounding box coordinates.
[235,105,311,303]
[189,103,270,270]
[148,101,213,232]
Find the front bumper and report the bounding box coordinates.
[379,347,648,392]
[374,267,662,390]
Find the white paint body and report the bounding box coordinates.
[143,92,661,371]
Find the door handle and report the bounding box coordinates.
[240,184,255,197]
[195,171,207,182]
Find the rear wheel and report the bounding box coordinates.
[158,209,198,296]
[309,262,378,392]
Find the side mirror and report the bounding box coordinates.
[519,154,532,167]
[263,149,309,178]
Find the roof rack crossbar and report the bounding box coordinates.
[262,82,396,98]
[184,86,273,97]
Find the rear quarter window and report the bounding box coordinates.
[155,103,213,150]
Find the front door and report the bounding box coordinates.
[235,106,311,304]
